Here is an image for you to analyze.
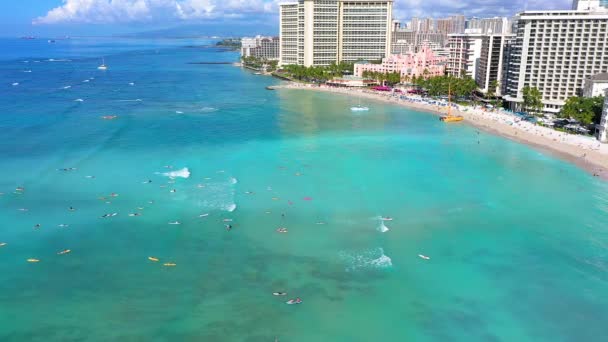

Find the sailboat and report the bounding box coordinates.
[440,84,463,123]
[97,58,108,70]
[350,95,369,112]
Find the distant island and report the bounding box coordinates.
[215,39,241,50]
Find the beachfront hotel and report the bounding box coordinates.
[353,45,446,80]
[279,0,393,67]
[241,36,280,60]
[446,31,483,79]
[475,33,515,96]
[503,0,608,114]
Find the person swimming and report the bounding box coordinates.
[170,189,177,193]
[276,227,288,233]
[225,224,232,231]
[69,206,76,211]
[33,224,41,229]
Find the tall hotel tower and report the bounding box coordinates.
[279,0,393,67]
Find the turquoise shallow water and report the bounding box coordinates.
[1,38,608,341]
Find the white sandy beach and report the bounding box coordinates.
[274,82,608,180]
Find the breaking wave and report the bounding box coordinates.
[339,248,393,272]
[160,167,191,179]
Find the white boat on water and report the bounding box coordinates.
[97,58,108,70]
[350,105,369,112]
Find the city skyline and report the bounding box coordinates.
[2,0,574,37]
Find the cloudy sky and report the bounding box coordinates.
[1,0,573,36]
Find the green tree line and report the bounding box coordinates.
[279,62,354,82]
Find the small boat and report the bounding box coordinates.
[254,72,262,75]
[148,257,159,262]
[57,249,71,255]
[418,254,430,260]
[98,58,108,70]
[440,85,463,123]
[27,258,40,263]
[163,262,176,267]
[168,221,181,225]
[276,228,288,233]
[380,217,393,221]
[265,86,275,90]
[273,292,287,296]
[286,298,302,305]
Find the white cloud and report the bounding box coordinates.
[33,0,573,25]
[33,0,277,24]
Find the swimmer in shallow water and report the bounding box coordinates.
[170,189,177,193]
[69,206,76,211]
[225,224,232,231]
[34,224,41,229]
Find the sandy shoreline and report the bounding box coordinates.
[273,82,608,180]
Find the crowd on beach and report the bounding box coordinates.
[279,82,608,178]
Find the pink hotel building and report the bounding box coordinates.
[354,46,447,81]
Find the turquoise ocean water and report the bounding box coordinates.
[1,37,607,341]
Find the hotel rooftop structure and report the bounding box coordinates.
[279,0,393,67]
[504,0,608,113]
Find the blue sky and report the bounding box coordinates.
[2,0,572,37]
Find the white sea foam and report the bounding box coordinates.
[83,79,90,83]
[12,82,19,86]
[63,86,71,89]
[23,70,32,73]
[340,248,392,272]
[200,107,218,113]
[225,203,237,212]
[160,167,190,179]
[175,111,184,114]
[229,177,238,185]
[377,221,390,233]
[75,99,84,102]
[47,58,71,62]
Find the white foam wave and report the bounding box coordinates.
[225,203,237,212]
[75,99,84,102]
[377,221,389,233]
[200,107,218,113]
[340,248,392,272]
[23,70,32,73]
[160,167,190,179]
[47,58,71,62]
[229,177,238,185]
[63,86,71,89]
[12,83,19,86]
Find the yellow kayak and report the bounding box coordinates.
[57,249,71,255]
[163,262,176,267]
[27,258,40,263]
[148,256,159,262]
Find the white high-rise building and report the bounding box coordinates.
[241,36,279,60]
[279,0,393,67]
[475,34,515,95]
[447,31,483,79]
[503,2,608,113]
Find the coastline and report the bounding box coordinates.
[274,82,608,180]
